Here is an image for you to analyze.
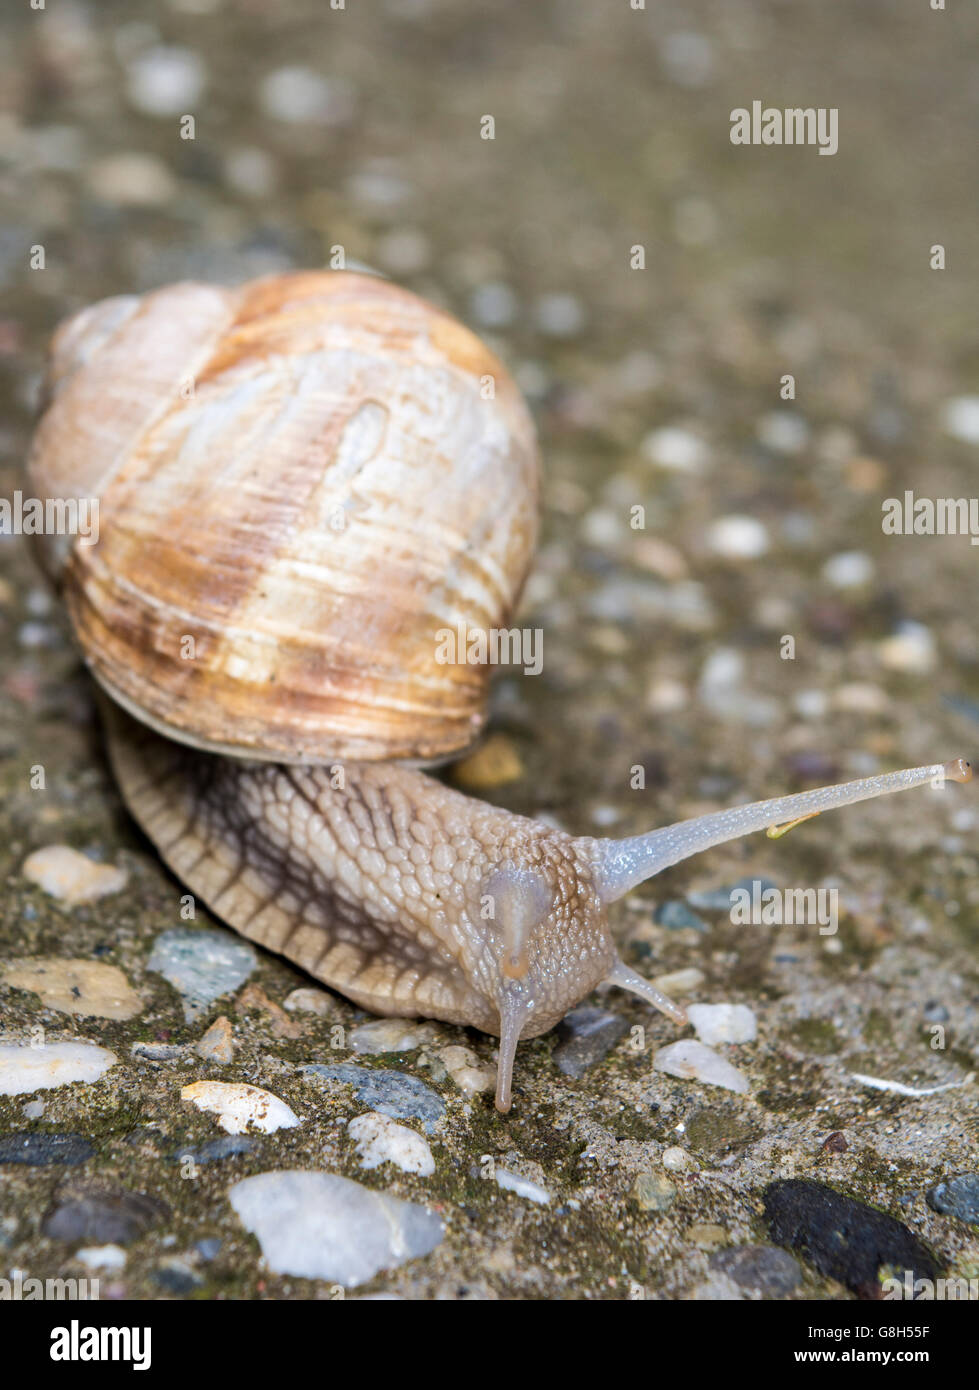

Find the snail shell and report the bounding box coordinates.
[27,271,539,764]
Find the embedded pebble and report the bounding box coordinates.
[653,1040,750,1094]
[535,293,585,338]
[22,846,127,907]
[704,515,770,560]
[229,1171,443,1284]
[756,411,810,455]
[633,1172,676,1212]
[171,1136,256,1166]
[450,734,525,789]
[495,1169,551,1205]
[651,968,705,996]
[124,46,206,115]
[283,988,335,1016]
[195,1016,234,1064]
[686,1003,758,1046]
[75,1245,127,1272]
[438,1045,495,1095]
[147,929,256,1021]
[662,1146,699,1173]
[303,1064,445,1133]
[710,1244,802,1296]
[0,1132,94,1166]
[927,1174,979,1225]
[131,1041,191,1063]
[470,282,518,328]
[876,622,937,674]
[654,900,709,933]
[764,1179,937,1297]
[348,1112,435,1176]
[640,425,706,473]
[348,1018,436,1055]
[87,153,177,207]
[2,958,142,1021]
[152,1260,201,1294]
[259,67,354,125]
[941,396,979,445]
[181,1080,300,1135]
[43,1186,170,1246]
[822,551,874,589]
[687,878,780,911]
[553,1006,629,1078]
[0,1042,117,1096]
[688,1223,728,1250]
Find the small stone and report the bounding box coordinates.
[131,1041,190,1063]
[181,1080,300,1135]
[495,1169,551,1205]
[87,152,177,207]
[877,622,937,675]
[831,682,889,715]
[646,676,689,713]
[654,901,709,932]
[941,396,979,445]
[22,846,127,907]
[651,968,705,996]
[553,1006,629,1079]
[283,988,335,1016]
[687,877,780,911]
[259,67,354,125]
[75,1245,127,1272]
[822,551,874,589]
[348,1018,436,1055]
[125,46,206,116]
[0,1132,94,1166]
[21,1101,45,1120]
[764,1178,938,1298]
[710,1244,802,1296]
[0,1042,117,1096]
[821,1131,848,1154]
[923,1000,950,1023]
[662,1146,699,1172]
[756,411,810,455]
[303,1064,444,1133]
[641,425,706,474]
[147,928,256,1022]
[686,1003,758,1046]
[654,1040,750,1094]
[223,146,277,199]
[196,1237,222,1261]
[229,1171,443,1284]
[438,1045,495,1095]
[2,958,142,1021]
[236,983,302,1038]
[195,1016,234,1064]
[449,735,524,790]
[172,1136,256,1166]
[535,293,585,338]
[43,1186,170,1246]
[927,1175,979,1226]
[704,515,770,560]
[687,1223,727,1250]
[470,281,518,329]
[633,1172,676,1212]
[151,1260,201,1294]
[348,1112,434,1176]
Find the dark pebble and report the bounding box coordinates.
[764,1179,938,1299]
[170,1135,256,1165]
[553,1006,629,1078]
[922,1001,950,1023]
[927,1174,979,1226]
[654,900,709,932]
[820,1132,848,1154]
[42,1185,170,1246]
[151,1262,201,1294]
[303,1063,445,1132]
[0,1132,94,1167]
[710,1244,802,1297]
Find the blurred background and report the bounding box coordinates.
[0,0,977,1301]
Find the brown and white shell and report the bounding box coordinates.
[27,270,540,764]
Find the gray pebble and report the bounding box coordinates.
[553,1006,629,1078]
[655,900,709,932]
[710,1244,802,1296]
[302,1064,445,1133]
[0,1132,94,1167]
[147,928,256,1021]
[927,1174,979,1226]
[42,1186,170,1246]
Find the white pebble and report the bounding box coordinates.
[224,147,277,199]
[348,1018,435,1054]
[438,1045,495,1095]
[662,1145,699,1172]
[348,1112,434,1176]
[495,1169,551,1205]
[650,968,705,996]
[941,396,979,445]
[535,293,585,338]
[87,153,177,208]
[793,689,829,720]
[260,67,354,125]
[0,1042,117,1096]
[653,1040,750,1094]
[876,621,937,674]
[75,1245,127,1272]
[283,987,334,1016]
[756,411,810,455]
[822,551,874,589]
[181,1080,300,1135]
[22,846,127,907]
[641,425,706,474]
[686,1003,758,1045]
[125,46,206,116]
[705,515,770,560]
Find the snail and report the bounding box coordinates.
[25,269,972,1112]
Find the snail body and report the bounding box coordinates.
[28,270,972,1111]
